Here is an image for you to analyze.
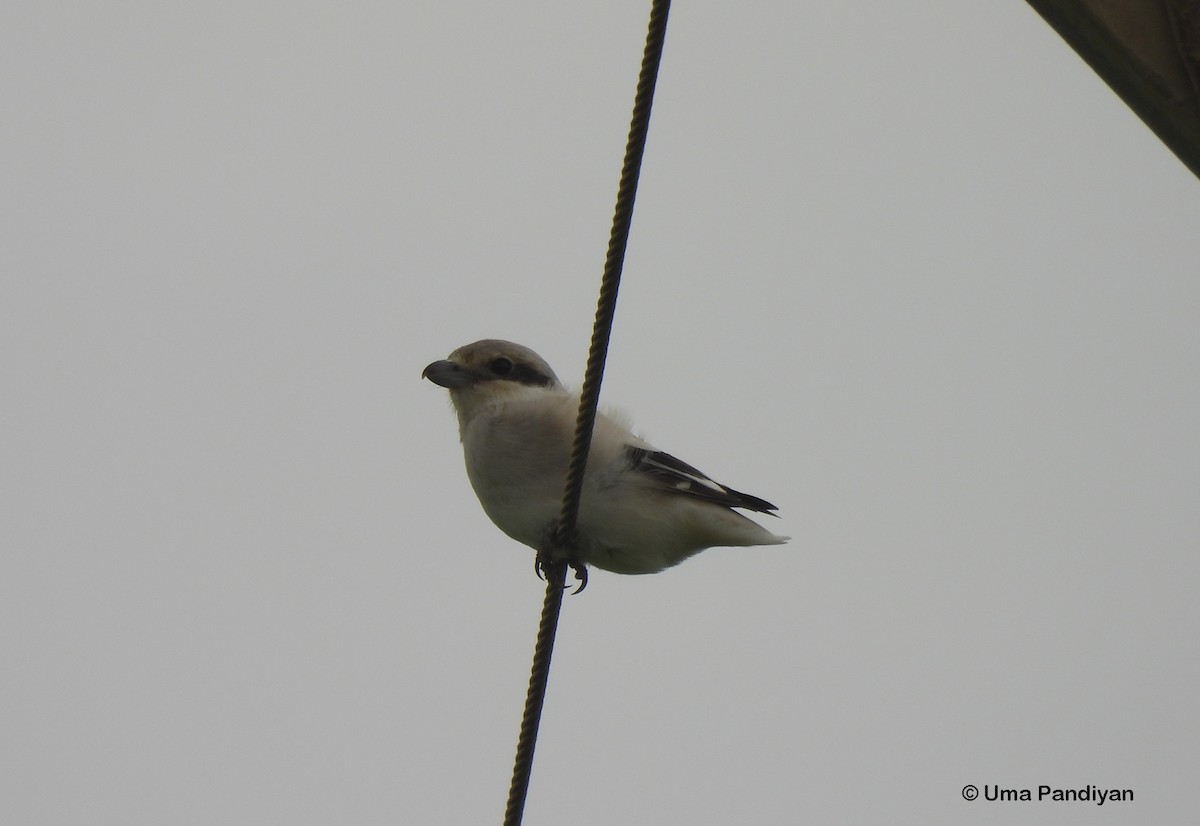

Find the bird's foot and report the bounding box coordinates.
[535,526,588,594]
[567,559,588,594]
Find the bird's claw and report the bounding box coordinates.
[536,526,587,594]
[568,559,588,594]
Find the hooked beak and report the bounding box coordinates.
[422,359,475,389]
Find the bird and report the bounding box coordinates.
[422,339,788,580]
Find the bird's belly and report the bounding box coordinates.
[462,433,565,550]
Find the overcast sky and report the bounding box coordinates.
[4,2,1198,824]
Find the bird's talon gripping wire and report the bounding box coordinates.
[535,525,586,593]
[568,560,588,594]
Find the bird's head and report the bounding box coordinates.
[423,339,562,430]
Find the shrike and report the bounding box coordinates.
[423,339,788,577]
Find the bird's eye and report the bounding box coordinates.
[489,357,514,376]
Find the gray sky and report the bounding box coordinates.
[4,2,1198,823]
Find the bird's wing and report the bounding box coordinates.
[625,446,779,514]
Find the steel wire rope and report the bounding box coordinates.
[502,2,672,824]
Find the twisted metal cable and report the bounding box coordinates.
[556,0,672,553]
[502,559,566,826]
[503,2,672,824]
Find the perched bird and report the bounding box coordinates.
[423,339,788,577]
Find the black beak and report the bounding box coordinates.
[422,360,474,389]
